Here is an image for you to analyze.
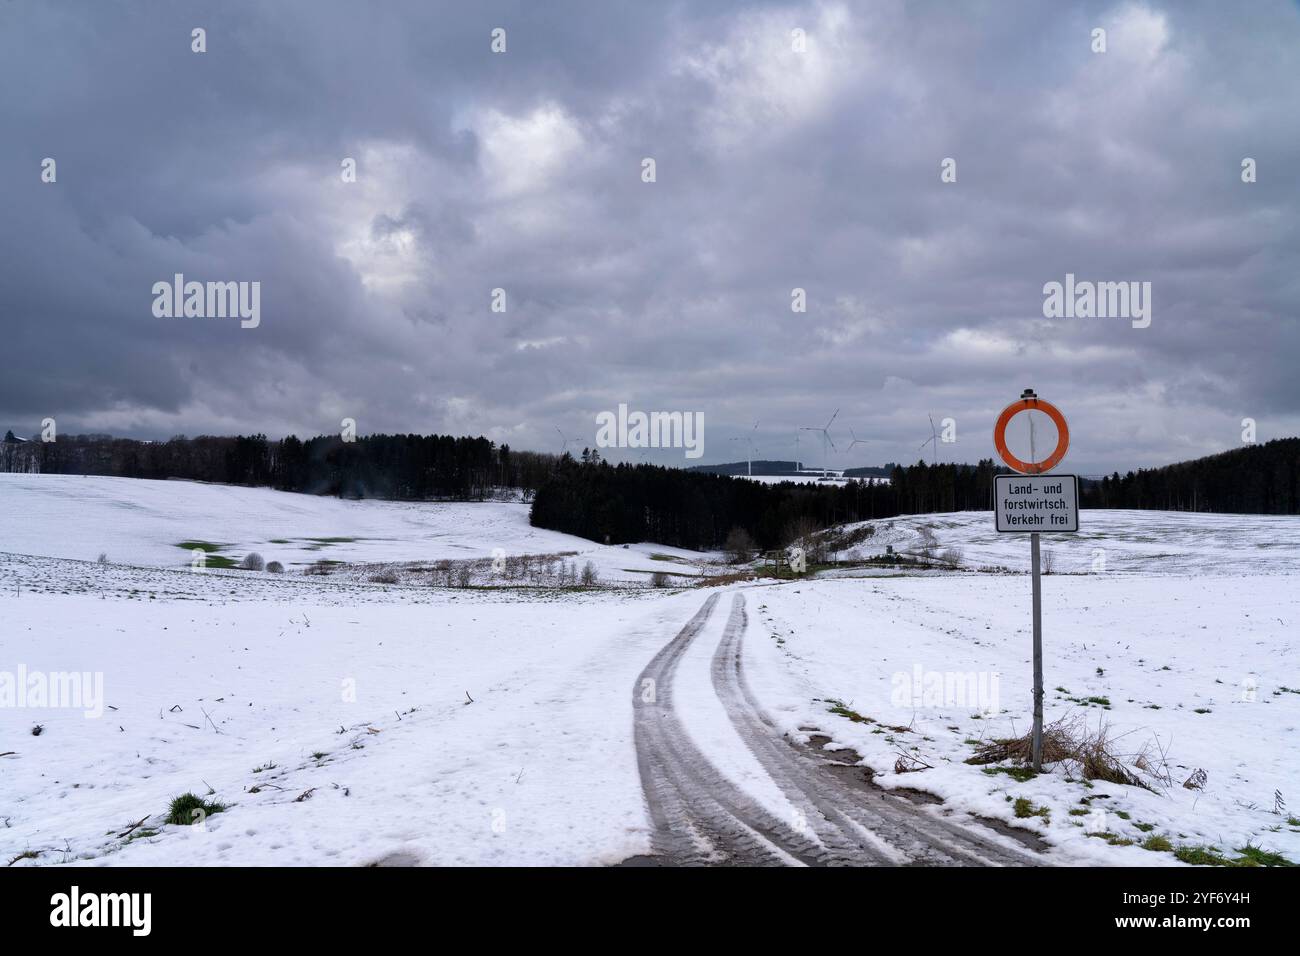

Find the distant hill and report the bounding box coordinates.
[687,459,805,476]
[842,464,896,478]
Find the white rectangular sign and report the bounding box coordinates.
[995,474,1079,533]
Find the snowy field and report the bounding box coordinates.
[1,474,1297,867]
[0,473,711,584]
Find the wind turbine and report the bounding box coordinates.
[801,409,839,479]
[728,422,759,476]
[554,426,581,458]
[918,414,939,465]
[848,427,870,453]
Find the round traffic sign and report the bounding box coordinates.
[993,392,1069,474]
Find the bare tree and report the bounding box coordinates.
[724,527,756,565]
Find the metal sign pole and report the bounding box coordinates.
[1030,530,1044,771]
[993,388,1075,775]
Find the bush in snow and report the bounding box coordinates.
[580,561,598,586]
[166,792,226,826]
[724,527,755,565]
[239,552,265,571]
[651,571,670,588]
[265,561,284,573]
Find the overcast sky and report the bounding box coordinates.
[2,0,1297,474]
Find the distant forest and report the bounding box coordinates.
[3,430,1295,550]
[530,438,1300,549]
[531,455,996,549]
[0,431,557,499]
[1084,438,1300,513]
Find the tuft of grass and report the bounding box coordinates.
[980,765,1038,782]
[826,699,873,724]
[1089,832,1134,847]
[166,792,226,826]
[1141,834,1173,852]
[7,850,40,865]
[1013,798,1050,821]
[1173,845,1239,866]
[1233,843,1294,867]
[252,762,276,773]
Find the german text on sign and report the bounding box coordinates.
[994,474,1079,532]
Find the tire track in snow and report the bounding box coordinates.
[632,592,1045,866]
[632,594,838,865]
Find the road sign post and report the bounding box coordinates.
[992,389,1078,772]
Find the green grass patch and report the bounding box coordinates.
[1234,843,1294,867]
[979,765,1039,782]
[826,699,874,724]
[1140,834,1173,852]
[166,792,226,826]
[176,540,224,552]
[1088,832,1134,847]
[1013,798,1049,821]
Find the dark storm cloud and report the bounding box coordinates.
[1,0,1297,473]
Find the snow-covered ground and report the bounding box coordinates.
[824,509,1300,576]
[745,574,1300,865]
[2,474,1297,866]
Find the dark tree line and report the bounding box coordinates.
[529,456,1000,550]
[530,439,1300,549]
[1079,438,1300,514]
[0,431,560,500]
[5,428,1295,542]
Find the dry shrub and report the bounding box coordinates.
[695,570,754,588]
[967,715,1155,790]
[894,753,932,774]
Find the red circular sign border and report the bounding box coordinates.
[993,398,1069,475]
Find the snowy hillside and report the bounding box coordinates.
[0,473,712,584]
[824,509,1300,576]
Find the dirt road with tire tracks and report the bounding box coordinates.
[632,591,1044,866]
